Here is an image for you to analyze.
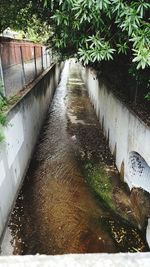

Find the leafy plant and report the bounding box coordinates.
[0,84,7,142]
[145,92,150,100]
[1,0,150,97]
[1,0,150,69]
[0,113,7,126]
[0,102,7,142]
[48,0,150,70]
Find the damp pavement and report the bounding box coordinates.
[1,60,149,255]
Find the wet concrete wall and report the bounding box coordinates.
[0,63,63,240]
[81,67,150,194]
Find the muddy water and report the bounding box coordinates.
[1,60,149,255]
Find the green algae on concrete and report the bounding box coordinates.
[83,162,148,252]
[84,162,115,211]
[83,160,134,224]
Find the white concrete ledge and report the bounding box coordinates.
[0,253,150,267]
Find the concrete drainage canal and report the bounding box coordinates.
[0,60,150,255]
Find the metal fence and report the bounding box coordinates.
[0,37,52,98]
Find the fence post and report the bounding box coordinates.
[46,49,48,68]
[41,47,44,70]
[48,49,50,66]
[51,50,53,64]
[20,46,26,86]
[50,49,53,65]
[34,46,37,76]
[49,49,51,66]
[0,44,6,98]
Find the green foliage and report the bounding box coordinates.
[78,35,115,64]
[0,79,7,142]
[0,1,50,44]
[1,0,149,70]
[1,0,150,97]
[0,0,27,33]
[145,92,150,100]
[48,0,150,70]
[116,42,128,55]
[0,92,7,112]
[24,15,51,44]
[0,98,7,143]
[0,113,7,126]
[0,132,4,143]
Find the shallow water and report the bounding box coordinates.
[1,60,149,255]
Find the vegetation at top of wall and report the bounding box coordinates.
[0,80,16,142]
[145,92,150,100]
[1,1,149,68]
[48,1,150,67]
[47,0,150,102]
[0,89,28,142]
[1,0,150,100]
[0,1,51,44]
[0,97,7,142]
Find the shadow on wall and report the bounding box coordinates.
[126,151,150,193]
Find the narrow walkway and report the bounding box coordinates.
[1,60,148,255]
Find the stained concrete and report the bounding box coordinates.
[80,64,150,247]
[80,66,150,194]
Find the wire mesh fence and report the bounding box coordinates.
[0,37,52,98]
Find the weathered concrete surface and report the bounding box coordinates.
[80,67,150,194]
[80,65,150,247]
[0,253,150,267]
[0,63,63,241]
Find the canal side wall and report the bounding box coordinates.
[0,63,63,240]
[80,66,150,194]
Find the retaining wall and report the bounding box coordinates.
[0,63,63,240]
[81,66,150,247]
[81,66,150,194]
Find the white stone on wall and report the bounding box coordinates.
[127,152,150,192]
